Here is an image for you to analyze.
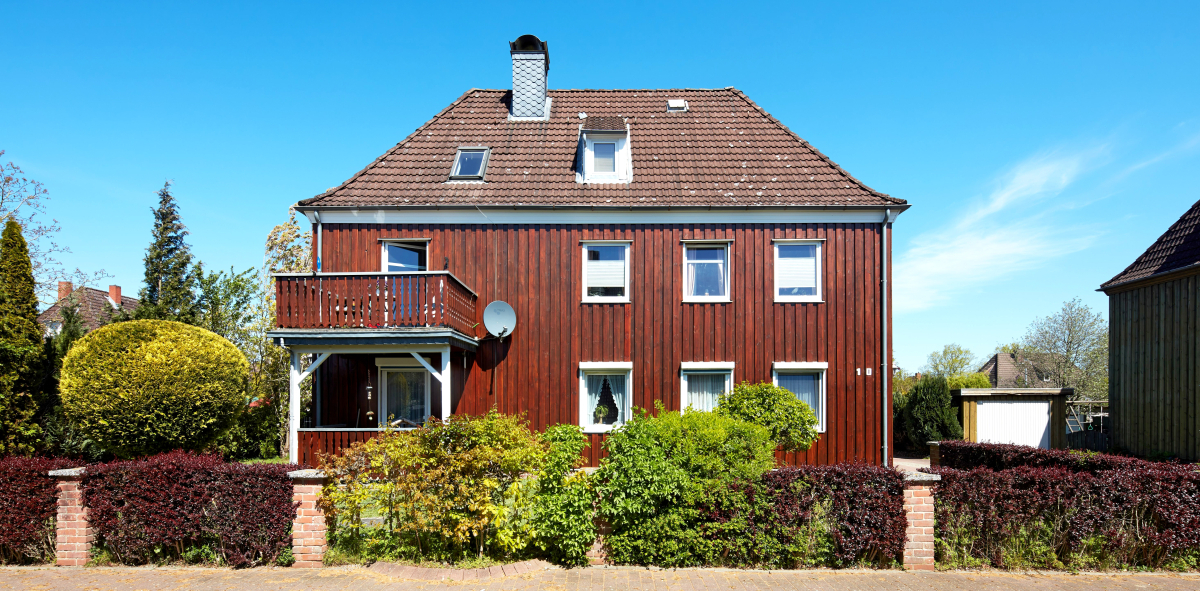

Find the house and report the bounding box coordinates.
[1100,197,1200,461]
[37,282,137,335]
[270,35,909,467]
[977,352,1053,388]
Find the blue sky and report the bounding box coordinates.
[2,1,1198,371]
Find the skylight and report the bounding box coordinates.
[450,147,490,180]
[667,99,689,113]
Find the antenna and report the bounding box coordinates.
[483,301,517,338]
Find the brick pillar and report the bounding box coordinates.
[289,469,328,568]
[903,472,940,571]
[586,518,611,565]
[50,467,90,567]
[928,441,941,467]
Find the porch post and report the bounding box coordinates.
[289,350,301,464]
[440,346,451,421]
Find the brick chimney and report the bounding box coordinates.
[509,34,549,118]
[108,285,122,305]
[58,281,73,302]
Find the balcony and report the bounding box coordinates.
[274,272,477,335]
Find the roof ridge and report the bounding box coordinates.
[299,88,483,205]
[727,88,904,206]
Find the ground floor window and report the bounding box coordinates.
[680,362,734,412]
[579,362,632,433]
[377,357,432,428]
[773,362,828,432]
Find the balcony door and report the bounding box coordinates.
[379,368,430,428]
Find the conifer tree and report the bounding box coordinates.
[135,182,199,322]
[0,219,45,454]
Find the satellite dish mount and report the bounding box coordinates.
[483,301,518,339]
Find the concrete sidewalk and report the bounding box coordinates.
[2,565,1198,591]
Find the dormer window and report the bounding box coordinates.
[449,147,490,180]
[578,117,630,184]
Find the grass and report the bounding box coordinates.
[239,456,288,465]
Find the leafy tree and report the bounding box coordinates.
[716,381,820,452]
[1013,298,1108,400]
[134,181,200,322]
[0,150,108,303]
[922,343,977,378]
[903,375,963,448]
[0,220,44,454]
[197,265,257,352]
[946,372,992,390]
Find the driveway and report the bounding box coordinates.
[2,565,1197,591]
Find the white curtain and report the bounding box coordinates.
[685,248,726,297]
[686,373,727,412]
[386,370,427,425]
[586,373,626,426]
[778,373,820,427]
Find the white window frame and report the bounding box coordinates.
[379,239,430,273]
[578,362,634,434]
[448,147,490,181]
[375,357,433,429]
[581,240,632,303]
[772,361,828,433]
[682,241,732,303]
[773,239,824,303]
[680,361,734,412]
[580,131,631,184]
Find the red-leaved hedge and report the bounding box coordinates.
[937,440,1166,473]
[930,464,1200,569]
[83,451,298,567]
[761,464,907,565]
[0,456,79,563]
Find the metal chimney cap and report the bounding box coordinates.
[509,34,549,70]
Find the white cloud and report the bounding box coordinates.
[895,149,1104,313]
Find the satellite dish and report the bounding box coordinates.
[483,301,517,338]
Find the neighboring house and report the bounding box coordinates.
[1100,197,1200,461]
[37,282,137,335]
[270,35,909,467]
[977,353,1052,388]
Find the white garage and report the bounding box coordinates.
[953,388,1070,450]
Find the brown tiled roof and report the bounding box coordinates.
[300,88,903,209]
[37,287,138,333]
[1102,198,1200,290]
[979,353,1022,388]
[582,116,627,131]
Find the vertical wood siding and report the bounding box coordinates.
[1108,272,1200,462]
[316,222,889,466]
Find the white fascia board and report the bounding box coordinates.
[306,207,902,225]
[579,361,633,370]
[773,361,829,370]
[681,361,736,370]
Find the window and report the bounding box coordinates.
[579,130,630,183]
[582,241,630,302]
[681,362,734,412]
[449,147,490,180]
[666,99,689,112]
[683,242,730,301]
[773,362,828,432]
[382,242,427,272]
[377,358,433,428]
[579,362,633,433]
[774,240,822,302]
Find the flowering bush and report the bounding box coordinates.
[83,451,297,566]
[931,464,1200,570]
[0,456,78,563]
[937,440,1164,472]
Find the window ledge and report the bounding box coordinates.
[775,298,824,304]
[583,424,621,434]
[582,298,631,304]
[683,298,732,304]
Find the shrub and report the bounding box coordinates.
[936,440,1167,473]
[60,320,248,458]
[83,450,297,566]
[0,456,78,563]
[321,410,548,564]
[716,381,819,452]
[946,372,992,390]
[931,464,1200,569]
[903,376,962,449]
[526,424,596,566]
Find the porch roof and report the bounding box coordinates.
[269,328,478,352]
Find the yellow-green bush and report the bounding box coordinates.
[60,320,248,458]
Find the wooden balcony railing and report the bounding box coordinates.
[274,272,477,335]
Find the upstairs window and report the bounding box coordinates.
[382,241,427,272]
[449,147,490,180]
[683,242,730,302]
[578,119,630,184]
[582,241,631,302]
[774,240,823,302]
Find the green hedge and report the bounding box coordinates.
[60,320,248,458]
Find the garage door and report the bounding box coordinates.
[976,401,1051,448]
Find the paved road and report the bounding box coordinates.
[2,566,1198,591]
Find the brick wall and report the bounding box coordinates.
[903,472,939,571]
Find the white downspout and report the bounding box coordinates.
[881,209,891,467]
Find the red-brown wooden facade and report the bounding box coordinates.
[292,220,893,467]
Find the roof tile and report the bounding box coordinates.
[1102,197,1200,289]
